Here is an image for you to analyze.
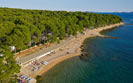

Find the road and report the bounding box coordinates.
[18,36,75,64]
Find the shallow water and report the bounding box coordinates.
[38,17,133,83]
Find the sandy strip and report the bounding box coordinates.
[20,23,124,82]
[35,51,81,77]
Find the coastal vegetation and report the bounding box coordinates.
[0,7,122,82]
[36,75,42,82]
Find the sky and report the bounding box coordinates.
[0,0,133,12]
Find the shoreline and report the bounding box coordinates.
[36,51,81,77]
[35,23,124,76]
[19,22,124,82]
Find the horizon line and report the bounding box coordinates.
[0,7,133,13]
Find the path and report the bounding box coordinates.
[18,36,75,64]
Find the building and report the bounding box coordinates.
[0,54,4,57]
[9,46,16,51]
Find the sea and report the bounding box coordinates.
[38,13,133,83]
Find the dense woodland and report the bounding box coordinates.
[0,8,122,82]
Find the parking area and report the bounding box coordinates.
[18,75,34,83]
[26,60,48,72]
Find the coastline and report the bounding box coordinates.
[36,23,124,76]
[19,23,124,82]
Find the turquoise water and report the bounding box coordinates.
[38,17,133,83]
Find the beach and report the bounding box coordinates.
[18,23,124,82]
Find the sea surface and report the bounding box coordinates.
[38,13,133,83]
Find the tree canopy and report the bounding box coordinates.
[0,8,122,82]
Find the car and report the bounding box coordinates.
[19,75,26,79]
[26,78,32,83]
[19,75,23,78]
[27,78,32,81]
[32,67,38,71]
[25,77,29,80]
[41,61,48,65]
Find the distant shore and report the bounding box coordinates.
[19,22,124,82]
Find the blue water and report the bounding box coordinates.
[38,14,133,83]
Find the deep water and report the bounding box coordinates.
[38,14,133,83]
